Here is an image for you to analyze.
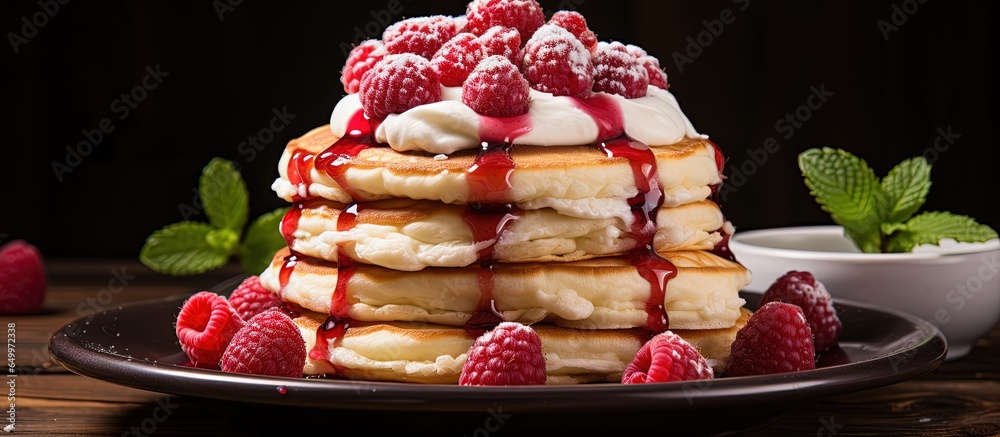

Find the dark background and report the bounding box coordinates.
[2,0,997,258]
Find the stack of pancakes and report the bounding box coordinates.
[259,119,752,384]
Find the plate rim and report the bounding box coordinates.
[48,282,947,413]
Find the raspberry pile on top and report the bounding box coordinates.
[340,0,671,119]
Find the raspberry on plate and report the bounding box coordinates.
[431,33,487,87]
[521,24,594,97]
[726,302,816,377]
[382,15,457,59]
[478,26,521,66]
[462,55,530,117]
[548,11,597,52]
[341,39,385,94]
[359,53,442,120]
[621,331,713,384]
[0,240,46,315]
[228,275,282,321]
[592,41,649,99]
[760,271,842,352]
[459,321,547,386]
[175,291,244,369]
[465,0,545,38]
[625,44,669,90]
[221,310,306,378]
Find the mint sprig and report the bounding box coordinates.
[239,207,288,275]
[200,158,249,232]
[140,158,289,275]
[799,148,997,253]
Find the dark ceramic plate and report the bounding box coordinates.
[49,277,946,435]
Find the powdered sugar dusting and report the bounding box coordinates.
[341,39,385,94]
[360,53,442,119]
[382,15,458,59]
[465,0,545,37]
[626,43,668,89]
[331,0,699,152]
[593,41,649,98]
[452,14,468,33]
[431,33,487,86]
[477,54,511,70]
[463,55,530,117]
[522,24,594,97]
[548,10,597,51]
[479,26,521,65]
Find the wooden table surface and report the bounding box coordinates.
[6,260,1000,436]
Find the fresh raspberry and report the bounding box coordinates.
[548,11,597,52]
[726,302,816,377]
[175,291,244,369]
[760,271,842,352]
[621,331,714,384]
[431,33,487,87]
[462,55,530,117]
[465,0,545,39]
[459,322,546,386]
[382,15,457,59]
[0,240,46,315]
[626,44,669,90]
[359,53,442,120]
[478,26,521,66]
[220,311,306,378]
[592,41,649,99]
[521,24,594,97]
[228,276,282,321]
[341,39,385,94]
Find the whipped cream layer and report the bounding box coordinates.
[330,85,703,155]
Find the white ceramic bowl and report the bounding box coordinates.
[730,225,1000,361]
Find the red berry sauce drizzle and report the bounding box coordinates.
[705,139,737,262]
[280,111,375,374]
[461,203,519,336]
[280,202,305,248]
[461,135,521,335]
[707,139,727,205]
[307,203,361,376]
[629,248,677,335]
[277,252,300,302]
[710,230,735,262]
[459,113,535,336]
[314,111,379,201]
[293,92,688,348]
[286,151,314,202]
[477,113,533,144]
[573,94,674,334]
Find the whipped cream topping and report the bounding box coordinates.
[330,86,703,155]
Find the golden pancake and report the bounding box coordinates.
[292,309,751,384]
[261,247,750,331]
[271,125,722,220]
[285,198,728,270]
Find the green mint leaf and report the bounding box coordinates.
[206,228,240,255]
[139,222,232,275]
[881,156,931,223]
[200,158,249,232]
[239,207,290,275]
[799,148,887,253]
[885,211,999,252]
[880,221,907,235]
